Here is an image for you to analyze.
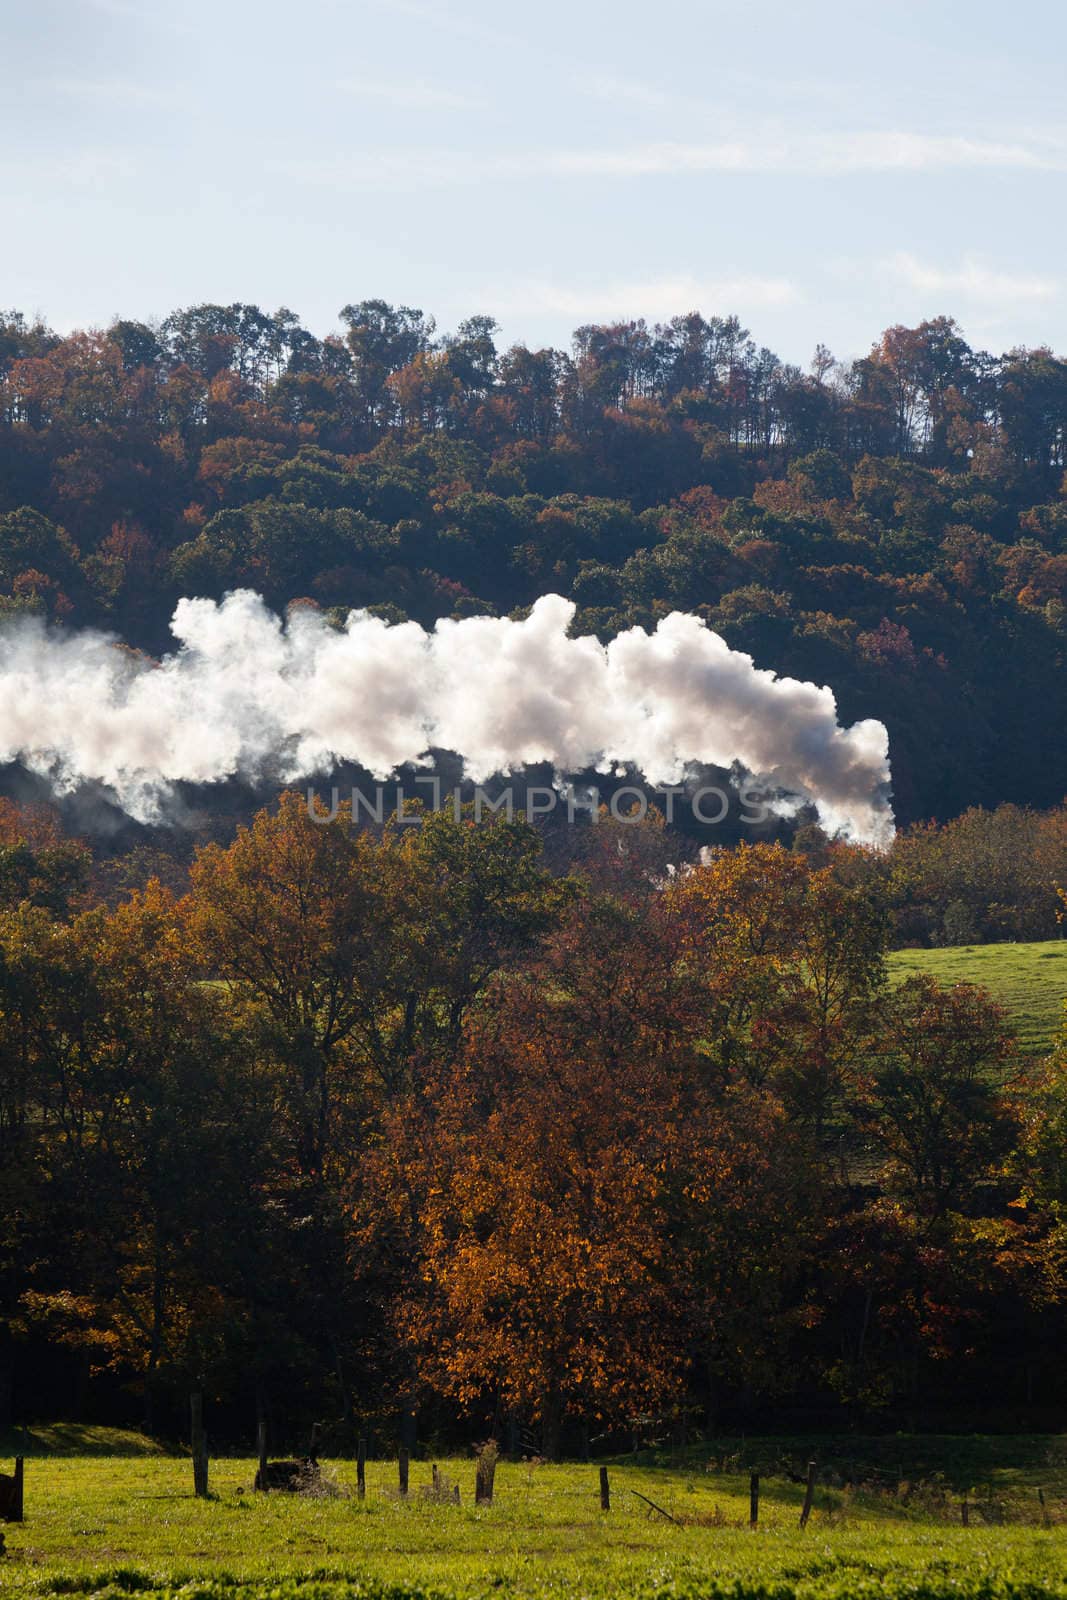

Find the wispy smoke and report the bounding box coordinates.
[0,591,894,843]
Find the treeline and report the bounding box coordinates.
[2,794,1066,1451]
[5,303,1065,471]
[6,793,1067,949]
[2,303,1067,824]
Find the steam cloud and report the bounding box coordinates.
[0,591,894,843]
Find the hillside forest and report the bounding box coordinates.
[2,301,1067,1453]
[1,302,1066,824]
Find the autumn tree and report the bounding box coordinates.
[0,799,89,915]
[855,976,1016,1219]
[367,879,819,1450]
[1,884,275,1428]
[669,843,887,1148]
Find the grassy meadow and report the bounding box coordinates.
[3,1429,1067,1600]
[888,939,1067,1058]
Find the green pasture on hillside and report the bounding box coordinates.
[888,940,1067,1058]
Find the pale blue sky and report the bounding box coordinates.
[3,0,1066,364]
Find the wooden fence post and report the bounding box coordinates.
[749,1471,759,1529]
[357,1438,366,1501]
[961,1494,969,1527]
[1039,1487,1050,1528]
[798,1460,816,1529]
[600,1466,610,1512]
[255,1394,268,1493]
[475,1445,497,1506]
[190,1393,209,1499]
[398,1447,409,1497]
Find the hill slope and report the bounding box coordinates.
[888,940,1067,1058]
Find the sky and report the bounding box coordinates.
[2,0,1066,368]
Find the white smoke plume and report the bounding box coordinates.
[0,591,894,843]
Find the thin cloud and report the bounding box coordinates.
[80,0,196,35]
[272,129,1067,192]
[576,72,673,111]
[549,132,1067,177]
[83,0,161,13]
[365,0,524,54]
[0,150,140,190]
[37,76,186,110]
[272,151,475,192]
[335,77,483,111]
[885,252,1059,304]
[571,70,861,120]
[484,274,801,323]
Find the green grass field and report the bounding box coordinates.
[3,1429,1067,1600]
[888,940,1067,1058]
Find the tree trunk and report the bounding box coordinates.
[142,1233,166,1436]
[541,1387,563,1461]
[190,1391,209,1498]
[142,1380,155,1439]
[0,1329,14,1427]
